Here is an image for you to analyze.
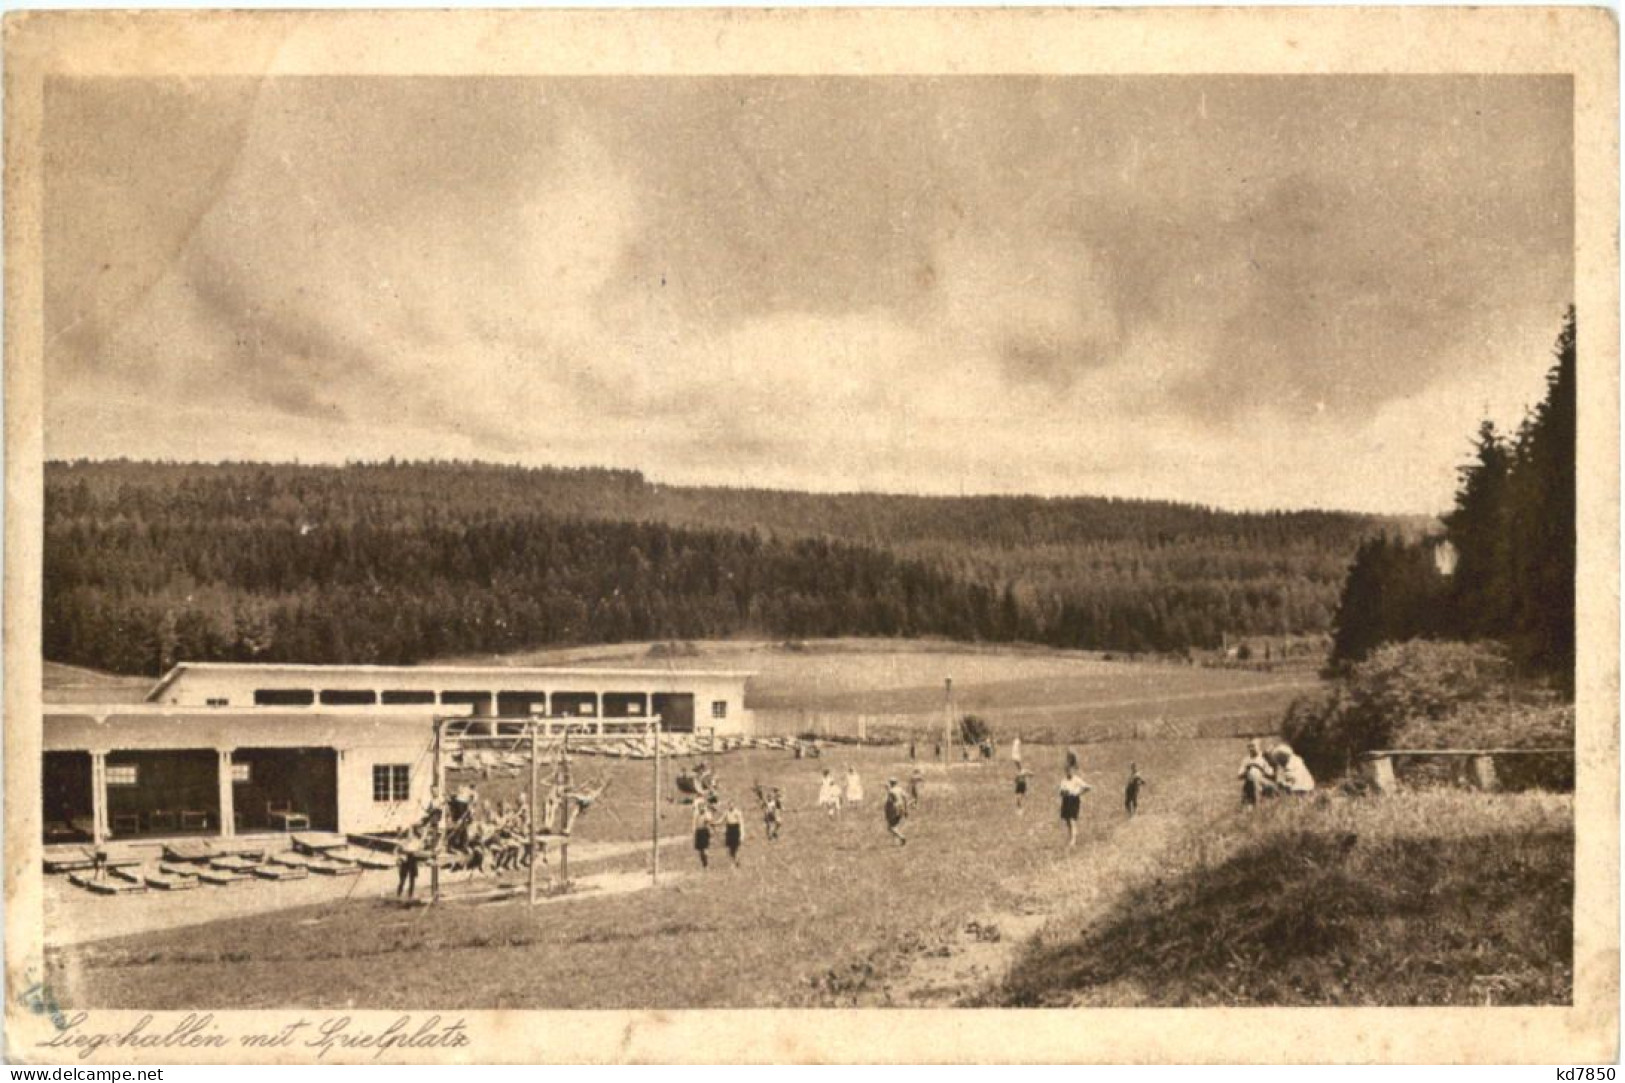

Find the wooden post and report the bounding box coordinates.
[90,751,108,845]
[217,749,236,837]
[528,722,539,906]
[652,717,661,884]
[1470,755,1499,792]
[430,719,443,905]
[1361,755,1396,794]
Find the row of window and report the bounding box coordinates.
[104,762,256,788]
[243,688,730,718]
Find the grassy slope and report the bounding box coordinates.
[993,790,1573,1007]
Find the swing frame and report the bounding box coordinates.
[427,714,664,906]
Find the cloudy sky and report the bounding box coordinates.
[45,76,1572,514]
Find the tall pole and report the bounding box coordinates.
[528,721,539,906]
[651,718,661,883]
[944,677,954,763]
[430,719,443,905]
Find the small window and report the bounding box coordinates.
[206,697,230,707]
[230,763,251,784]
[320,689,377,706]
[106,764,138,787]
[255,688,315,707]
[372,764,411,803]
[440,691,493,714]
[711,701,728,719]
[381,690,437,705]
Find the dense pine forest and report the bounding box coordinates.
[44,460,1403,676]
[1329,307,1576,690]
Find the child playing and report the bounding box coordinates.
[883,778,909,846]
[1058,765,1092,847]
[844,765,865,805]
[723,801,745,867]
[1124,763,1148,817]
[1014,764,1035,814]
[693,797,716,869]
[762,788,784,841]
[396,828,422,901]
[817,769,843,818]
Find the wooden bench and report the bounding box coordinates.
[1359,748,1574,793]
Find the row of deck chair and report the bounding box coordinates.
[67,835,395,895]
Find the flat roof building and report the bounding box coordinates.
[44,662,754,846]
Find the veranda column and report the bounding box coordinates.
[217,748,236,837]
[89,751,108,845]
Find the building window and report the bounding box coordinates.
[320,689,378,706]
[381,690,436,705]
[206,697,230,707]
[254,688,315,706]
[711,701,728,719]
[230,763,251,784]
[106,764,138,787]
[372,764,411,803]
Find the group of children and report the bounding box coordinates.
[395,769,616,900]
[403,737,1169,894]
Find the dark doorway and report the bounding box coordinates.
[603,692,649,718]
[231,748,339,833]
[652,693,695,733]
[43,751,93,843]
[496,691,548,717]
[551,691,598,717]
[105,749,221,838]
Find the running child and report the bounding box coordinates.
[883,777,910,846]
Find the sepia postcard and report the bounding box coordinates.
[3,7,1619,1065]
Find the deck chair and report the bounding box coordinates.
[253,864,309,881]
[145,869,199,891]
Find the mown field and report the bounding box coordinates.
[439,638,1315,742]
[47,737,1224,1009]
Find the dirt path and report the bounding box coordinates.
[855,753,1232,1006]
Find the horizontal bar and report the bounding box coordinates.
[1358,748,1574,759]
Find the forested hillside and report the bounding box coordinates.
[44,461,1401,675]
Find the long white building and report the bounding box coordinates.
[43,662,754,845]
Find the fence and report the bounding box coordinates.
[752,708,1280,745]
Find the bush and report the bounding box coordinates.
[1281,640,1516,780]
[959,713,992,745]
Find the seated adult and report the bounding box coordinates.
[1270,744,1316,796]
